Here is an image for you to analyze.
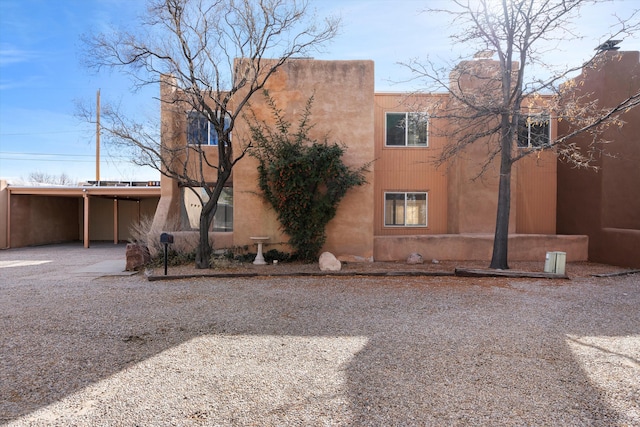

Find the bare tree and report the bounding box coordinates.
[403,0,640,269]
[81,0,339,268]
[25,171,77,186]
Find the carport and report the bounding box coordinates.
[1,183,161,249]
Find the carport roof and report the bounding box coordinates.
[7,185,161,198]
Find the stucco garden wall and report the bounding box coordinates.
[374,234,588,263]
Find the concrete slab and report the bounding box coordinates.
[77,260,137,276]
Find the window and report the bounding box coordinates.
[384,192,428,227]
[517,114,550,148]
[187,111,231,146]
[182,186,233,231]
[385,112,428,147]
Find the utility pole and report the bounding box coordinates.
[96,89,101,183]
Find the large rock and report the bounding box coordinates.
[406,252,424,265]
[319,252,342,272]
[126,243,151,271]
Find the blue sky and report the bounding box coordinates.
[1,0,638,184]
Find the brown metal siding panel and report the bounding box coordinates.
[374,94,448,236]
[515,152,557,234]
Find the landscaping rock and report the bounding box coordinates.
[126,243,151,271]
[407,253,424,265]
[319,252,342,271]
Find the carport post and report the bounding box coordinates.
[6,187,11,248]
[83,190,90,248]
[113,198,119,244]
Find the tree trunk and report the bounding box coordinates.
[490,167,512,269]
[490,135,513,270]
[195,209,214,269]
[195,180,225,269]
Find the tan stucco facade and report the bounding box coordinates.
[153,57,589,262]
[155,59,376,259]
[233,59,375,258]
[557,51,640,268]
[14,55,639,264]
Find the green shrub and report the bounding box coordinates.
[250,92,368,261]
[264,249,290,262]
[233,253,257,263]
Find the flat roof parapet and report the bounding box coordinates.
[83,180,161,187]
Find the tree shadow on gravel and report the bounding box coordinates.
[340,277,638,425]
[1,267,638,425]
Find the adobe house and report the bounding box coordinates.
[557,51,640,268]
[154,60,376,258]
[154,57,588,263]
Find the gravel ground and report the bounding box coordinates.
[1,243,639,426]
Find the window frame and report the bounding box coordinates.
[181,186,233,232]
[517,113,551,149]
[384,191,428,227]
[187,111,231,146]
[384,112,429,147]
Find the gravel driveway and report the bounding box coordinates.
[1,244,639,426]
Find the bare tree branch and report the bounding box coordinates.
[79,0,339,268]
[399,0,639,269]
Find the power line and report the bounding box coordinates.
[0,151,130,159]
[0,130,89,136]
[0,151,94,157]
[0,158,96,163]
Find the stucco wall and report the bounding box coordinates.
[152,75,185,235]
[156,60,376,258]
[557,51,640,268]
[154,57,579,263]
[85,197,158,242]
[233,59,376,258]
[374,234,588,262]
[446,60,518,234]
[10,195,80,247]
[88,197,114,241]
[447,143,517,234]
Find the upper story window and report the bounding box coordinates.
[385,112,428,147]
[187,111,231,146]
[384,192,428,227]
[517,114,550,148]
